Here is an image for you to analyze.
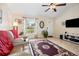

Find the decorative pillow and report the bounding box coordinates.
[10,29,19,39]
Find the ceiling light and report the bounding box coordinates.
[49,5,56,9]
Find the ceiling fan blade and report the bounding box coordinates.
[42,5,49,6]
[53,8,57,12]
[56,3,66,6]
[50,3,53,5]
[45,8,50,12]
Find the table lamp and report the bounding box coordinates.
[13,21,19,32]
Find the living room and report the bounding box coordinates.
[0,3,79,56]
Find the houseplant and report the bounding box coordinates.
[42,30,48,38]
[19,32,24,36]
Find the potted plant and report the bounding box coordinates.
[19,32,24,36]
[42,30,48,38]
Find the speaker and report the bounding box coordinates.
[60,35,63,39]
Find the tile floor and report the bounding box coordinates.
[9,44,31,56]
[48,38,79,55]
[9,38,79,56]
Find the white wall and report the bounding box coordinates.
[47,19,53,36]
[0,4,54,38]
[22,17,53,38]
[10,14,24,34]
[0,4,24,31]
[7,12,54,38]
[36,18,53,38]
[0,4,14,30]
[53,4,79,38]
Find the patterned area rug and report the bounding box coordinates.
[29,39,76,56]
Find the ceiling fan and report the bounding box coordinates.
[42,3,66,12]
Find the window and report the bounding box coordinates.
[24,18,36,34]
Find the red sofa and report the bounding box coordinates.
[0,30,25,56]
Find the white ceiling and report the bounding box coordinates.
[6,3,79,19]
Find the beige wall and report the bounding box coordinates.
[53,4,79,38]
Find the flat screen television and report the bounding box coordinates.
[66,18,79,27]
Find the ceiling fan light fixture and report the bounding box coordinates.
[52,5,56,8]
[42,3,66,12]
[49,5,56,9]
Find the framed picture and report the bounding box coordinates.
[0,10,2,23]
[39,21,44,29]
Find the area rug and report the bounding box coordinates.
[29,39,76,56]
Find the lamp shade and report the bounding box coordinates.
[13,21,19,26]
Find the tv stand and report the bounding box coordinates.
[60,34,79,45]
